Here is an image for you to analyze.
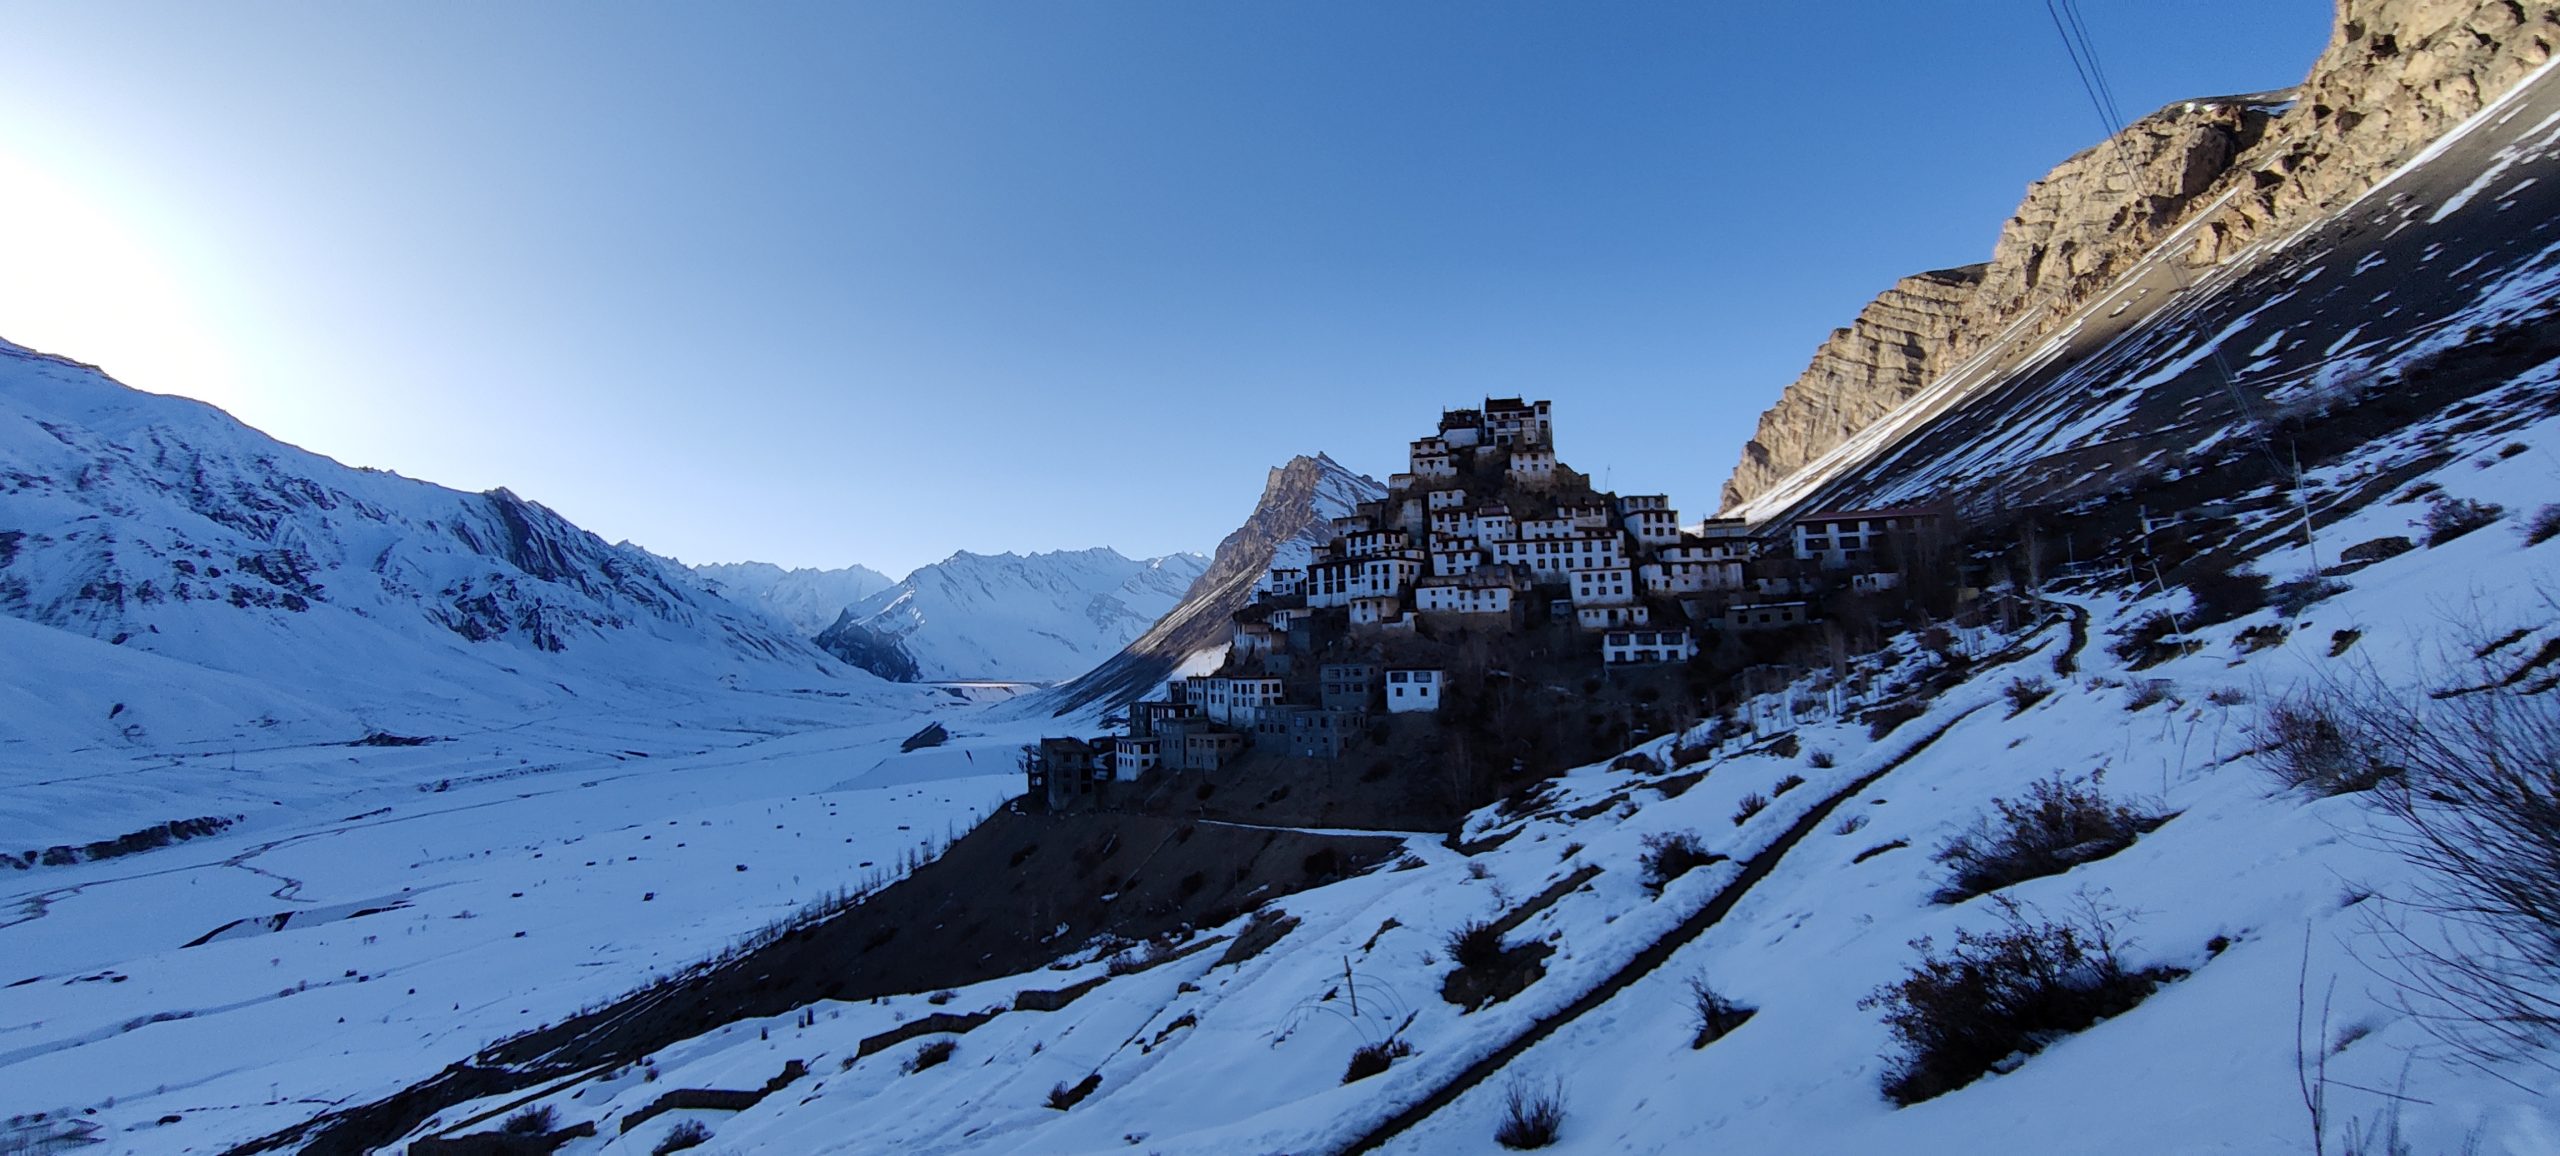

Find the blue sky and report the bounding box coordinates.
[0,2,2331,577]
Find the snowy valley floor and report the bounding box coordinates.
[0,686,1055,1155]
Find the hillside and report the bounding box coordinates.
[0,337,891,760]
[1721,0,2560,511]
[811,547,1209,683]
[1041,453,1381,715]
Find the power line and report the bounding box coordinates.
[2034,0,2322,569]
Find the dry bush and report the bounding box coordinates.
[903,1038,955,1074]
[1447,920,1506,970]
[1639,830,1725,894]
[1493,1075,1566,1149]
[1342,1036,1413,1083]
[2273,576,2352,618]
[1933,773,2157,903]
[1685,974,1754,1048]
[2003,676,2051,715]
[2363,672,2560,1068]
[502,1106,555,1135]
[1808,749,1837,768]
[2256,690,2400,797]
[1866,701,1928,740]
[1731,793,1770,826]
[1862,897,2176,1105]
[2423,496,2504,546]
[2529,504,2560,547]
[653,1120,710,1156]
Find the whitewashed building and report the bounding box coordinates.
[1507,448,1558,488]
[1305,559,1358,608]
[1569,565,1636,606]
[1790,507,1941,569]
[1349,594,1402,627]
[1428,488,1469,511]
[1604,628,1696,665]
[1385,668,1444,713]
[1113,734,1162,780]
[1578,604,1650,630]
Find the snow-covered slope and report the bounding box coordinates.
[1041,452,1379,714]
[0,335,909,758]
[692,560,896,636]
[1728,52,2560,527]
[813,547,1208,684]
[349,384,2560,1155]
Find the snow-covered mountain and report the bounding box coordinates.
[813,547,1209,683]
[1043,452,1381,714]
[0,336,891,754]
[692,560,896,636]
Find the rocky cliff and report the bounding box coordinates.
[1719,0,2559,512]
[1039,453,1380,716]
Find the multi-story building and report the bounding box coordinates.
[1385,668,1444,713]
[1604,629,1697,665]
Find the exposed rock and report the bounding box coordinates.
[1719,0,2560,512]
[1041,454,1380,716]
[1720,266,1985,510]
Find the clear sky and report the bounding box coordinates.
[0,1,2332,578]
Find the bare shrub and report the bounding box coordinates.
[2124,680,2172,711]
[1685,974,1754,1047]
[1866,701,1927,740]
[1808,749,1837,768]
[1861,897,2177,1104]
[2003,676,2050,716]
[1639,830,1725,894]
[2423,496,2504,546]
[2256,691,2399,797]
[1773,773,1806,796]
[1447,920,1506,970]
[502,1105,556,1135]
[2363,671,2560,1067]
[1493,1075,1566,1149]
[2107,611,2182,667]
[903,1038,955,1074]
[2273,576,2352,618]
[2529,504,2560,547]
[1342,1036,1413,1083]
[1834,813,1868,836]
[2185,563,2271,624]
[1731,793,1770,826]
[1933,773,2156,903]
[1768,733,1801,759]
[1046,1073,1101,1110]
[653,1119,710,1156]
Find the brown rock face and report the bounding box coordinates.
[1720,266,1985,511]
[1717,0,2560,513]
